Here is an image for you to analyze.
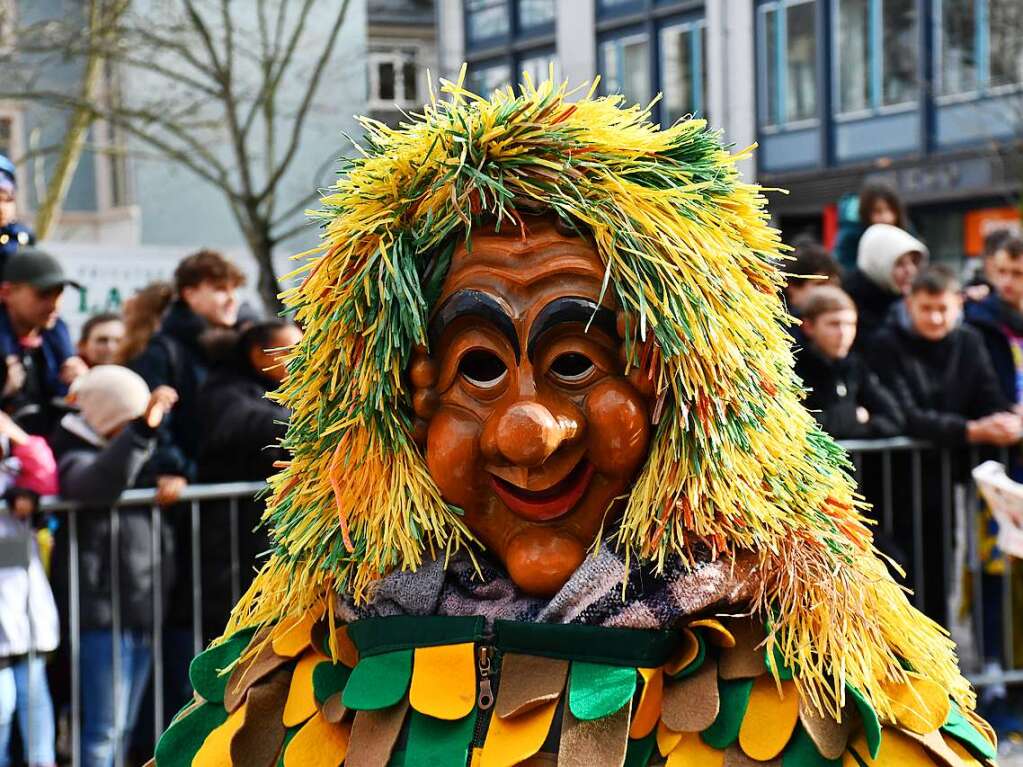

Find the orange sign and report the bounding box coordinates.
[964,206,1021,256]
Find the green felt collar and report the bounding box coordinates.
[346,615,682,668]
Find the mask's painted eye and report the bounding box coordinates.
[459,350,507,388]
[549,352,594,384]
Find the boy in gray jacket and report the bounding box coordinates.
[50,366,176,767]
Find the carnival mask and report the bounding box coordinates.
[410,217,654,596]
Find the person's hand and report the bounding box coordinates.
[856,407,870,424]
[3,355,24,397]
[59,355,88,386]
[143,386,178,429]
[967,413,1023,446]
[0,410,29,446]
[155,475,187,507]
[963,284,991,303]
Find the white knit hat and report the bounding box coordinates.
[70,365,150,437]
[857,223,929,293]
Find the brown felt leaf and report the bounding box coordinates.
[495,654,569,718]
[661,657,719,732]
[231,669,290,767]
[798,698,856,760]
[719,618,766,680]
[345,697,410,767]
[558,697,631,767]
[321,693,348,724]
[225,634,291,713]
[723,744,780,766]
[904,728,979,767]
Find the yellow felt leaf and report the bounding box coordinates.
[849,730,933,766]
[943,735,982,765]
[283,651,327,727]
[666,731,724,766]
[409,643,476,720]
[882,674,951,734]
[689,619,736,648]
[664,629,699,676]
[272,612,318,658]
[630,668,663,739]
[333,625,359,668]
[480,697,558,767]
[283,711,350,767]
[657,720,682,757]
[738,676,799,760]
[192,703,246,767]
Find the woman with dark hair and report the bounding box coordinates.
[116,282,173,364]
[194,319,301,641]
[833,182,908,270]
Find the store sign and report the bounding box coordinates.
[963,207,1022,257]
[865,157,996,200]
[41,243,261,339]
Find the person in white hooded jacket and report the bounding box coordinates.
[0,413,59,767]
[844,222,929,350]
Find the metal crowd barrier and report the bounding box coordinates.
[0,450,1020,766]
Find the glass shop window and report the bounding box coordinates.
[660,21,707,123]
[759,0,819,127]
[469,61,513,96]
[519,0,555,31]
[938,0,1023,96]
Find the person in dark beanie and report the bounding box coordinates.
[50,366,178,767]
[794,286,902,439]
[0,248,87,435]
[0,155,35,275]
[195,319,301,640]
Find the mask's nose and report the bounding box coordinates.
[482,400,583,467]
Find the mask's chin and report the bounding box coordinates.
[504,526,586,597]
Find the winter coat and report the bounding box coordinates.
[0,514,59,658]
[844,269,901,352]
[794,344,904,439]
[128,300,213,481]
[192,361,288,641]
[963,292,1023,405]
[867,323,1011,447]
[0,222,35,276]
[51,414,174,631]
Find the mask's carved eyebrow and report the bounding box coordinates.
[429,289,520,360]
[527,297,616,358]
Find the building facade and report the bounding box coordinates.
[436,0,1021,262]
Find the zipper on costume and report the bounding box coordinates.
[470,631,499,759]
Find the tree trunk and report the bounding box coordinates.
[33,0,121,239]
[246,225,285,316]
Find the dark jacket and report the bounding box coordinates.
[867,323,1011,446]
[844,269,900,351]
[794,344,904,439]
[51,416,174,631]
[128,300,212,480]
[0,307,75,435]
[195,358,289,639]
[964,293,1023,405]
[0,222,35,275]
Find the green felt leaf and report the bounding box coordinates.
[941,703,996,759]
[700,677,753,749]
[568,662,637,721]
[624,732,657,767]
[403,707,477,766]
[312,660,352,704]
[154,702,229,767]
[669,633,706,680]
[343,649,412,710]
[188,629,257,703]
[782,726,841,767]
[846,686,881,759]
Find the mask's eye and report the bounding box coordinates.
[459,350,507,388]
[549,352,594,384]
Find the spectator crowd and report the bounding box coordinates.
[1,153,1023,762]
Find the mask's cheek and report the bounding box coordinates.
[425,407,486,511]
[584,378,652,478]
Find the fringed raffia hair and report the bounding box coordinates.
[227,72,973,719]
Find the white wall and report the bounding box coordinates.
[705,0,757,181]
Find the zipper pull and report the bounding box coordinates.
[477,646,494,710]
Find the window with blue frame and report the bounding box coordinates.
[938,0,1023,96]
[758,0,819,127]
[518,0,555,31]
[833,0,918,115]
[467,0,511,46]
[660,21,707,123]
[469,60,513,95]
[520,49,560,83]
[600,32,652,107]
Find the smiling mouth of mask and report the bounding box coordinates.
[489,459,595,522]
